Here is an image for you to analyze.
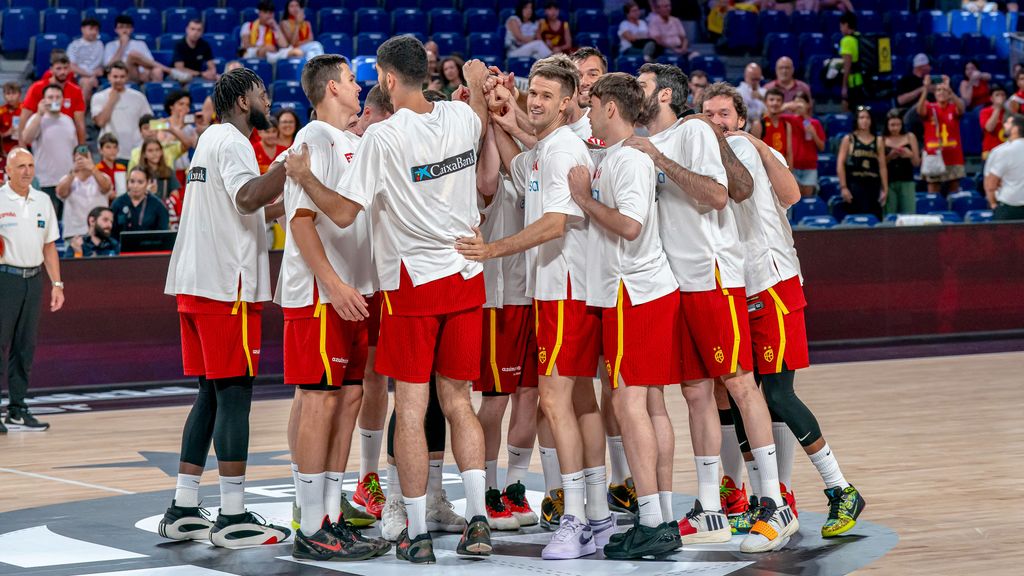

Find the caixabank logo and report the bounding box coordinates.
[411,150,476,182]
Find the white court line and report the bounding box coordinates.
[0,467,135,495]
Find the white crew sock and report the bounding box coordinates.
[325,470,343,523]
[462,469,487,520]
[751,444,784,507]
[561,471,586,520]
[637,493,663,528]
[485,459,499,491]
[694,456,721,512]
[720,425,745,485]
[219,475,245,516]
[584,466,611,520]
[427,458,444,499]
[606,436,630,485]
[387,463,401,498]
[358,428,383,480]
[405,494,427,538]
[809,444,850,489]
[297,472,325,536]
[290,462,299,492]
[174,473,201,508]
[505,444,532,488]
[745,459,762,499]
[539,445,561,493]
[659,491,674,521]
[773,422,796,489]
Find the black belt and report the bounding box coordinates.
[0,265,41,278]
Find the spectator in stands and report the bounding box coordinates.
[95,133,127,190]
[197,60,242,133]
[687,69,708,110]
[918,75,966,195]
[754,87,793,166]
[0,82,22,160]
[837,107,887,219]
[424,41,441,78]
[280,0,325,60]
[104,15,183,83]
[963,0,1000,12]
[959,59,993,109]
[764,56,812,103]
[739,62,766,129]
[538,1,573,55]
[274,108,301,149]
[19,52,86,146]
[67,18,104,103]
[838,11,866,112]
[984,114,1024,220]
[65,207,119,258]
[981,84,1009,159]
[136,137,180,201]
[241,0,304,65]
[56,145,114,239]
[785,92,825,197]
[506,1,552,59]
[173,19,218,83]
[896,54,932,109]
[21,84,78,219]
[1009,70,1024,115]
[618,1,655,61]
[110,167,169,240]
[163,90,197,186]
[252,116,281,174]
[439,56,467,100]
[353,85,394,137]
[648,0,689,58]
[91,62,152,158]
[883,109,921,215]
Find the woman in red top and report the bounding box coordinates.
[784,92,825,197]
[980,85,1008,160]
[274,108,301,150]
[917,75,966,195]
[538,1,572,54]
[959,60,992,110]
[250,116,281,175]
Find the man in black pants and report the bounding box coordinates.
[0,148,64,432]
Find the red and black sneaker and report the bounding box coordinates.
[720,475,749,518]
[502,481,538,526]
[485,488,519,530]
[396,529,436,564]
[781,482,798,518]
[292,517,377,561]
[353,472,386,519]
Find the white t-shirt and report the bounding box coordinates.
[29,113,77,188]
[91,87,152,154]
[480,174,530,308]
[103,39,154,67]
[511,125,592,302]
[650,119,744,291]
[275,121,375,308]
[984,138,1024,206]
[165,123,270,302]
[67,38,104,73]
[727,136,802,295]
[335,100,483,291]
[738,83,766,125]
[618,19,649,52]
[585,141,677,308]
[0,184,59,268]
[61,175,108,238]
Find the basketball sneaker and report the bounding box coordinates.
[720,475,749,517]
[340,492,376,528]
[607,477,638,515]
[604,519,682,560]
[292,517,377,561]
[780,483,798,518]
[5,406,48,430]
[589,515,615,547]
[821,485,866,538]
[730,496,759,534]
[209,510,291,549]
[158,500,213,541]
[485,488,520,530]
[396,529,435,564]
[739,498,798,553]
[457,515,493,556]
[677,500,732,544]
[329,519,392,557]
[380,494,407,542]
[426,489,466,532]
[540,488,564,530]
[502,481,538,526]
[541,514,596,560]
[291,502,301,532]
[353,472,386,519]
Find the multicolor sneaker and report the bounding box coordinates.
[158,500,213,541]
[503,481,539,526]
[607,477,638,515]
[730,496,759,534]
[329,519,392,557]
[541,514,596,560]
[396,529,435,564]
[589,515,615,547]
[457,515,493,556]
[604,520,682,560]
[821,485,866,538]
[209,510,291,549]
[540,488,564,530]
[485,488,520,530]
[426,489,467,532]
[677,500,732,544]
[352,472,386,519]
[739,498,798,553]
[720,475,749,517]
[780,482,798,519]
[340,492,377,528]
[292,517,377,561]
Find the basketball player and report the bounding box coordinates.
[160,68,290,547]
[700,82,866,539]
[569,72,682,559]
[628,63,797,553]
[284,36,493,564]
[458,63,614,560]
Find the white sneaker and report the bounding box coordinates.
[169,68,193,83]
[740,498,799,553]
[677,500,732,544]
[209,511,291,549]
[380,495,407,542]
[426,490,467,532]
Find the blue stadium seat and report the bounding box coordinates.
[656,53,686,72]
[964,209,993,222]
[949,192,987,216]
[828,195,849,221]
[275,58,304,82]
[931,33,959,57]
[318,8,353,36]
[893,32,923,58]
[961,34,991,57]
[799,33,830,64]
[43,8,80,37]
[764,33,798,68]
[759,10,789,37]
[818,10,843,35]
[392,8,427,36]
[1,8,39,54]
[995,32,1012,59]
[467,32,501,58]
[207,33,234,62]
[790,10,819,34]
[950,11,979,38]
[132,33,154,47]
[164,8,199,36]
[241,58,273,87]
[883,213,901,223]
[928,210,962,223]
[239,8,260,27]
[980,11,1008,37]
[574,9,607,35]
[351,56,377,83]
[826,132,848,154]
[385,0,421,9]
[887,10,915,35]
[186,0,222,11]
[818,176,840,202]
[789,196,828,222]
[305,0,342,10]
[798,215,837,228]
[355,8,389,35]
[355,32,387,56]
[724,9,758,52]
[464,8,497,32]
[805,55,835,100]
[33,33,70,76]
[1009,11,1019,31]
[144,81,178,106]
[463,0,496,9]
[937,54,963,78]
[123,8,160,37]
[841,214,879,227]
[690,55,725,80]
[56,0,88,11]
[615,54,644,74]
[857,10,883,35]
[271,101,309,122]
[428,7,461,35]
[817,153,837,177]
[978,54,1002,76]
[203,8,238,35]
[574,32,608,56]
[188,81,215,106]
[343,0,383,9]
[919,10,949,34]
[14,0,47,11]
[157,33,184,51]
[916,193,945,214]
[432,32,463,56]
[959,178,977,192]
[321,32,352,56]
[506,56,533,78]
[271,80,304,102]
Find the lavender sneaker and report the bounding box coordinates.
[589,515,615,547]
[541,514,597,560]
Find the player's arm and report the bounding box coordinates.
[234,161,287,214]
[477,122,501,202]
[55,172,73,199]
[290,209,369,321]
[683,114,752,202]
[492,103,536,150]
[729,130,800,207]
[264,199,285,222]
[984,173,1000,209]
[625,134,728,210]
[284,143,363,228]
[463,59,492,145]
[916,74,932,118]
[568,165,641,241]
[457,211,567,261]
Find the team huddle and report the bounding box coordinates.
[155,34,866,564]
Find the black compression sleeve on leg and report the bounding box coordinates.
[425,375,446,453]
[180,377,217,467]
[719,409,734,426]
[387,408,396,459]
[728,394,751,454]
[761,369,822,447]
[211,376,254,462]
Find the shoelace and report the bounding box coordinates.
[486,491,507,511]
[246,511,270,526]
[753,505,775,525]
[550,519,580,543]
[684,507,703,522]
[366,477,386,504]
[505,489,528,507]
[827,490,853,518]
[438,490,456,511]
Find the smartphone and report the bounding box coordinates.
[184,114,195,125]
[929,75,944,84]
[49,101,62,112]
[148,119,170,131]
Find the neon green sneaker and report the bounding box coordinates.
[821,485,866,538]
[729,496,758,534]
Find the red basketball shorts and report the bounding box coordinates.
[283,301,368,386]
[474,305,538,394]
[534,280,601,379]
[747,275,810,374]
[679,282,754,381]
[177,295,262,380]
[603,285,681,387]
[366,292,382,348]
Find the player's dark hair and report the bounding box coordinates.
[301,54,348,106]
[590,72,644,124]
[365,84,394,114]
[377,35,429,87]
[213,67,264,120]
[571,46,608,74]
[164,89,190,113]
[638,62,688,117]
[530,63,578,98]
[422,89,447,102]
[698,81,747,123]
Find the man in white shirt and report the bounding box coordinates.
[104,15,182,83]
[985,114,1024,220]
[159,67,290,549]
[702,81,866,540]
[284,36,494,563]
[628,63,796,553]
[55,144,113,238]
[66,17,105,102]
[457,63,614,560]
[568,73,682,559]
[19,84,77,220]
[738,62,766,130]
[91,62,152,155]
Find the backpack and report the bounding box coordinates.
[854,33,892,78]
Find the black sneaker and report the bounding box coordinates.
[456,514,492,556]
[293,517,377,561]
[604,520,682,560]
[396,529,436,564]
[5,406,48,431]
[329,520,392,557]
[209,510,291,549]
[158,500,213,541]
